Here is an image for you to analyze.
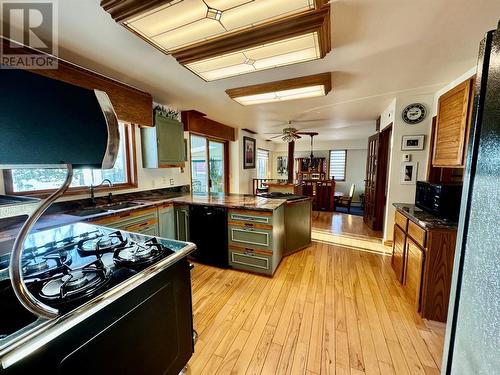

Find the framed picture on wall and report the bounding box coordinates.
[401,162,418,184]
[401,135,425,150]
[243,136,256,169]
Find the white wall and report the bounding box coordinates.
[270,146,367,201]
[381,67,476,241]
[382,93,434,241]
[229,129,275,195]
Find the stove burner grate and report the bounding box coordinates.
[38,259,112,304]
[77,231,127,256]
[114,238,173,269]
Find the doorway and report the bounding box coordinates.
[190,135,228,194]
[363,124,392,231]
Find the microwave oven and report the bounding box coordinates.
[415,181,463,221]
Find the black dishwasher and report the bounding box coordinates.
[189,205,228,267]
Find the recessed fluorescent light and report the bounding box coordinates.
[226,72,332,105]
[103,1,331,80]
[122,0,316,53]
[186,33,321,81]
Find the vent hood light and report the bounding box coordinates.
[226,72,332,105]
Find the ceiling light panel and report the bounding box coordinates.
[235,85,326,105]
[124,0,315,53]
[186,33,321,81]
[226,72,332,105]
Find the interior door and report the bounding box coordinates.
[364,133,379,227]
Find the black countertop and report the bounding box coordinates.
[393,203,458,230]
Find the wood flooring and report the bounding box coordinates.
[186,242,445,374]
[312,211,383,239]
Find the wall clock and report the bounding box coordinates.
[402,103,427,124]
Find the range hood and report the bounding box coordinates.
[0,68,119,169]
[0,67,120,320]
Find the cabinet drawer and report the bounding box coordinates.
[395,210,408,231]
[229,226,272,250]
[230,251,271,274]
[229,210,273,226]
[408,220,426,248]
[91,209,158,230]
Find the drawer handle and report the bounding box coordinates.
[244,223,254,227]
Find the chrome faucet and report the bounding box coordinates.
[90,179,113,206]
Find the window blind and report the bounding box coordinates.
[329,150,347,181]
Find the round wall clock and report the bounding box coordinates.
[402,103,427,124]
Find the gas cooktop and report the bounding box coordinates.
[0,222,193,342]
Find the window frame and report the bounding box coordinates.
[257,148,271,179]
[329,149,347,182]
[3,124,138,197]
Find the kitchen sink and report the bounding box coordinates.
[69,207,110,217]
[103,202,144,211]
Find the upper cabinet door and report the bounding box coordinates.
[433,78,474,168]
[156,115,185,166]
[141,113,185,168]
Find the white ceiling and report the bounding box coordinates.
[41,1,500,141]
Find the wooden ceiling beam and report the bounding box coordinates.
[225,73,333,99]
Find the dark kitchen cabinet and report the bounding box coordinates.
[392,208,457,322]
[141,113,185,168]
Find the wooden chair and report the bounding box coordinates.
[335,184,356,213]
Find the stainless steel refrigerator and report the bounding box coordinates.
[442,20,500,374]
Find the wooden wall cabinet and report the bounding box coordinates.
[141,113,186,168]
[391,209,457,322]
[433,78,474,168]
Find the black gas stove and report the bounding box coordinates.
[5,224,176,312]
[0,223,196,375]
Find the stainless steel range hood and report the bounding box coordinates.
[0,67,120,320]
[0,68,119,169]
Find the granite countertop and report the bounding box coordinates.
[171,193,288,211]
[393,203,458,230]
[0,192,291,245]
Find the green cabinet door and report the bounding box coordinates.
[156,115,185,165]
[159,205,176,239]
[175,206,190,242]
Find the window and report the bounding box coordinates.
[329,150,347,181]
[4,123,137,195]
[257,149,270,180]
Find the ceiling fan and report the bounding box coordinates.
[264,121,319,142]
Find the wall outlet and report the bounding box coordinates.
[169,178,175,186]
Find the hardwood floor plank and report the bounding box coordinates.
[187,241,445,375]
[260,342,282,375]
